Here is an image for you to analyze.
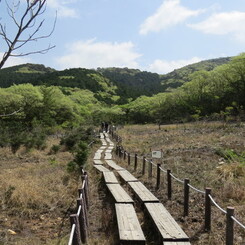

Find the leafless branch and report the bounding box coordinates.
[0,0,56,69]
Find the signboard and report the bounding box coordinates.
[152,150,162,159]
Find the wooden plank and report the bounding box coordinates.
[100,133,104,139]
[117,170,138,182]
[128,181,159,203]
[101,139,107,146]
[163,242,191,245]
[93,165,110,173]
[93,159,103,165]
[103,171,119,184]
[105,160,124,171]
[145,203,189,242]
[115,203,145,244]
[99,146,107,150]
[105,153,112,160]
[94,152,102,160]
[106,184,134,204]
[105,149,112,153]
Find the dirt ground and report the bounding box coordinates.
[1,122,245,244]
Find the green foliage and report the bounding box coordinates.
[74,141,88,167]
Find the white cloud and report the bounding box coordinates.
[189,11,245,42]
[139,0,203,35]
[56,39,142,69]
[148,57,202,74]
[0,53,31,68]
[48,0,78,18]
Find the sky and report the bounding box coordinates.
[0,0,245,74]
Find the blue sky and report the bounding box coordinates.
[1,0,245,74]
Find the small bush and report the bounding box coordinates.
[49,144,61,154]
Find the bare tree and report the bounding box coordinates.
[0,0,56,69]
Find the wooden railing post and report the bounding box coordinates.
[78,188,88,227]
[204,188,212,231]
[148,160,152,178]
[124,150,126,160]
[134,153,138,171]
[156,163,161,190]
[184,178,189,217]
[128,153,131,165]
[82,173,89,209]
[226,207,234,245]
[142,156,146,175]
[167,169,172,200]
[70,214,82,245]
[77,198,88,244]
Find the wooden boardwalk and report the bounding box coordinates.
[92,132,191,245]
[145,203,189,243]
[115,203,146,244]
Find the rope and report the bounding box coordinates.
[159,166,167,173]
[76,205,81,216]
[151,161,157,167]
[88,141,95,147]
[68,224,76,245]
[170,173,184,184]
[208,194,227,214]
[231,216,245,229]
[188,183,205,194]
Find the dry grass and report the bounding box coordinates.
[116,121,245,245]
[0,137,79,245]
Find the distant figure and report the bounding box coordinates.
[101,122,105,132]
[105,122,109,132]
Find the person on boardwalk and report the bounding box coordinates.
[101,122,105,132]
[105,122,109,133]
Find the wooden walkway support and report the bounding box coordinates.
[115,203,146,245]
[106,183,134,204]
[106,160,125,171]
[163,242,191,245]
[103,171,119,184]
[144,203,189,243]
[117,169,139,183]
[128,181,159,203]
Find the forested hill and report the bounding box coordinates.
[160,57,232,91]
[0,57,231,104]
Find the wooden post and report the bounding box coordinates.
[184,178,189,217]
[148,160,152,178]
[142,156,146,175]
[128,153,131,165]
[167,169,172,200]
[77,198,88,244]
[82,174,89,209]
[134,153,138,171]
[226,207,234,245]
[78,188,88,227]
[204,188,212,231]
[124,150,126,160]
[70,214,82,245]
[156,163,161,190]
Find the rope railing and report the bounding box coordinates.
[114,134,245,245]
[170,172,184,184]
[208,194,227,214]
[188,183,205,194]
[231,216,245,229]
[68,170,89,245]
[68,224,76,245]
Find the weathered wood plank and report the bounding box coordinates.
[106,184,134,204]
[117,170,138,182]
[128,181,159,203]
[105,153,112,160]
[99,146,107,150]
[145,203,189,242]
[106,160,124,171]
[103,171,119,184]
[115,203,145,244]
[100,133,104,139]
[93,165,110,173]
[93,152,102,160]
[93,159,103,165]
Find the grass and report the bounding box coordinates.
[116,121,245,244]
[0,137,79,244]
